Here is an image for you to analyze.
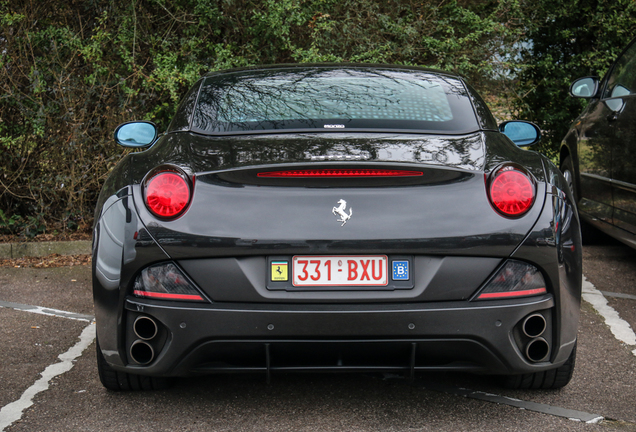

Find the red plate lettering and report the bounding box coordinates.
[292,255,388,286]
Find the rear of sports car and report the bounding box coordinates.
[93,65,582,391]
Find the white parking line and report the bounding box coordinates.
[582,275,636,356]
[0,300,94,322]
[601,290,636,301]
[0,322,96,431]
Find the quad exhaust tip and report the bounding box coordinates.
[130,315,159,365]
[134,316,158,340]
[522,313,546,338]
[130,340,155,365]
[525,337,550,363]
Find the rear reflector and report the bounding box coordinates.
[258,169,423,178]
[477,288,547,299]
[475,260,547,300]
[132,290,205,301]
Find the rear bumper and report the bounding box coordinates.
[107,295,576,377]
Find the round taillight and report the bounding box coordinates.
[489,168,535,217]
[145,172,191,218]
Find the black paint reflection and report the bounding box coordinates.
[141,132,487,175]
[610,96,636,234]
[603,40,636,99]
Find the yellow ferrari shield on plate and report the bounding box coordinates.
[271,261,288,282]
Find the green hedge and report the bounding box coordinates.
[2,0,635,237]
[513,0,636,160]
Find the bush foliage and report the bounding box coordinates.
[514,0,636,159]
[1,0,635,236]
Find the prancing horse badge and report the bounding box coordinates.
[332,199,352,226]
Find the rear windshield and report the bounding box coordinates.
[191,68,479,135]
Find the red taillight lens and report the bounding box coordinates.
[488,168,535,217]
[257,169,423,178]
[145,171,191,218]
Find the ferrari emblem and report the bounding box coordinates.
[332,199,352,226]
[271,261,288,281]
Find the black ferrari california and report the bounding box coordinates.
[93,64,582,391]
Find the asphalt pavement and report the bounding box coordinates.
[0,236,635,431]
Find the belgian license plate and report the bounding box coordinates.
[292,255,388,286]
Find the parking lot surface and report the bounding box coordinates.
[1,236,635,431]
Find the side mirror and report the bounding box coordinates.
[499,121,541,147]
[605,98,625,113]
[570,77,599,98]
[114,121,157,147]
[610,84,630,98]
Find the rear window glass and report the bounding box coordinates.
[191,68,479,134]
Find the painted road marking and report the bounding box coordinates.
[582,275,636,356]
[421,383,604,423]
[0,322,96,431]
[0,300,94,322]
[601,291,636,301]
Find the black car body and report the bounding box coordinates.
[561,38,636,249]
[93,64,582,391]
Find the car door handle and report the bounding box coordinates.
[607,112,619,122]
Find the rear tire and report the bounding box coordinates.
[501,342,576,390]
[96,338,171,391]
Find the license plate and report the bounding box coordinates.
[292,255,388,286]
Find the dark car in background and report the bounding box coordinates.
[561,38,636,249]
[93,64,582,392]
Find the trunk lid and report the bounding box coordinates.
[134,132,545,259]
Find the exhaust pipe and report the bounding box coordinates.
[522,313,546,338]
[525,337,550,363]
[134,316,158,340]
[130,340,155,365]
